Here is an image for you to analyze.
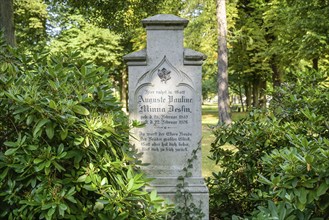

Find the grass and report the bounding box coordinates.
[201,124,220,177]
[201,104,220,177]
[201,103,247,177]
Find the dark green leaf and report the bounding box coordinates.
[33,119,50,137]
[4,148,18,156]
[46,122,54,139]
[317,182,329,197]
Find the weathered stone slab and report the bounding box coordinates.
[124,14,209,219]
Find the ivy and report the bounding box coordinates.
[169,141,205,220]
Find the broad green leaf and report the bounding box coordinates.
[60,129,68,140]
[94,202,104,211]
[28,145,38,151]
[26,115,34,125]
[127,167,133,179]
[45,166,50,175]
[72,105,90,116]
[4,141,18,147]
[52,161,65,172]
[82,96,93,102]
[77,174,87,182]
[74,136,84,146]
[298,188,308,205]
[34,158,44,164]
[48,80,57,90]
[117,212,129,220]
[308,190,316,203]
[101,177,108,186]
[83,184,96,191]
[66,187,76,197]
[49,100,57,110]
[85,176,91,184]
[317,182,329,197]
[81,65,87,76]
[305,154,314,163]
[127,179,134,191]
[31,178,36,188]
[35,162,45,172]
[258,174,272,185]
[4,148,18,156]
[59,203,67,211]
[131,183,144,191]
[278,203,287,220]
[97,199,109,205]
[116,175,124,186]
[57,144,64,155]
[74,153,83,169]
[58,207,64,217]
[272,176,281,186]
[296,200,306,211]
[46,122,54,139]
[150,190,158,201]
[33,119,50,137]
[268,200,278,218]
[45,160,51,168]
[131,190,148,196]
[58,152,67,159]
[13,106,30,115]
[41,203,52,210]
[65,196,77,204]
[47,207,56,218]
[0,168,9,179]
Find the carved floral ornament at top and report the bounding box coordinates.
[157,68,171,83]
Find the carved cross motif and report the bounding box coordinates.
[157,68,171,83]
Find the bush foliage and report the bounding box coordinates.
[0,42,171,219]
[209,70,329,219]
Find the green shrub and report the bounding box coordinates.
[209,70,329,219]
[0,42,171,219]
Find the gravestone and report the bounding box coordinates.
[124,14,209,219]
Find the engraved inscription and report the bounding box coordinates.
[136,85,194,152]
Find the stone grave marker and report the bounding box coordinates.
[124,14,209,219]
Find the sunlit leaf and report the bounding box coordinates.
[72,105,90,116]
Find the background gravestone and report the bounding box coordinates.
[124,14,209,219]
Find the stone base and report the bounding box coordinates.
[147,177,209,220]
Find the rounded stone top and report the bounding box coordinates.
[142,14,189,28]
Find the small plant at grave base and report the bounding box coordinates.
[0,40,172,219]
[168,142,205,220]
[208,70,329,219]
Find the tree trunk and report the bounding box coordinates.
[259,79,267,109]
[312,57,319,71]
[238,82,245,112]
[270,56,282,88]
[252,75,259,108]
[121,69,128,112]
[245,82,251,110]
[0,0,15,46]
[216,0,231,125]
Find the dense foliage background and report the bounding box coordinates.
[0,40,171,219]
[209,70,329,219]
[0,0,329,219]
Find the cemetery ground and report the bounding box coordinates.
[201,103,246,177]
